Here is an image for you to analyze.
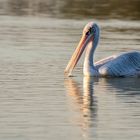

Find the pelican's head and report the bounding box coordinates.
[65,22,100,76]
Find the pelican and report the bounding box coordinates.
[65,22,140,77]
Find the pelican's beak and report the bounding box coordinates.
[64,33,93,76]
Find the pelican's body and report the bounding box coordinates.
[85,51,140,77]
[65,22,140,77]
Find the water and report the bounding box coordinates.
[0,0,140,140]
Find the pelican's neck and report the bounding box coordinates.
[83,24,100,76]
[83,37,99,76]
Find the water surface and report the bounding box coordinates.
[0,0,140,140]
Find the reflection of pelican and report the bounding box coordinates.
[64,77,140,139]
[83,77,94,108]
[64,77,97,123]
[65,22,140,77]
[83,77,97,118]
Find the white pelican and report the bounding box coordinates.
[65,22,140,77]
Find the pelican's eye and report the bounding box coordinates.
[86,28,92,36]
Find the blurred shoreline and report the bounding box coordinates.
[0,0,139,20]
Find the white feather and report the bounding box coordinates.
[97,52,140,77]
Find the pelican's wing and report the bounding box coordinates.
[98,51,140,77]
[95,54,118,69]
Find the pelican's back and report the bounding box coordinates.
[99,51,140,77]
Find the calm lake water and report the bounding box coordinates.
[0,0,140,140]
